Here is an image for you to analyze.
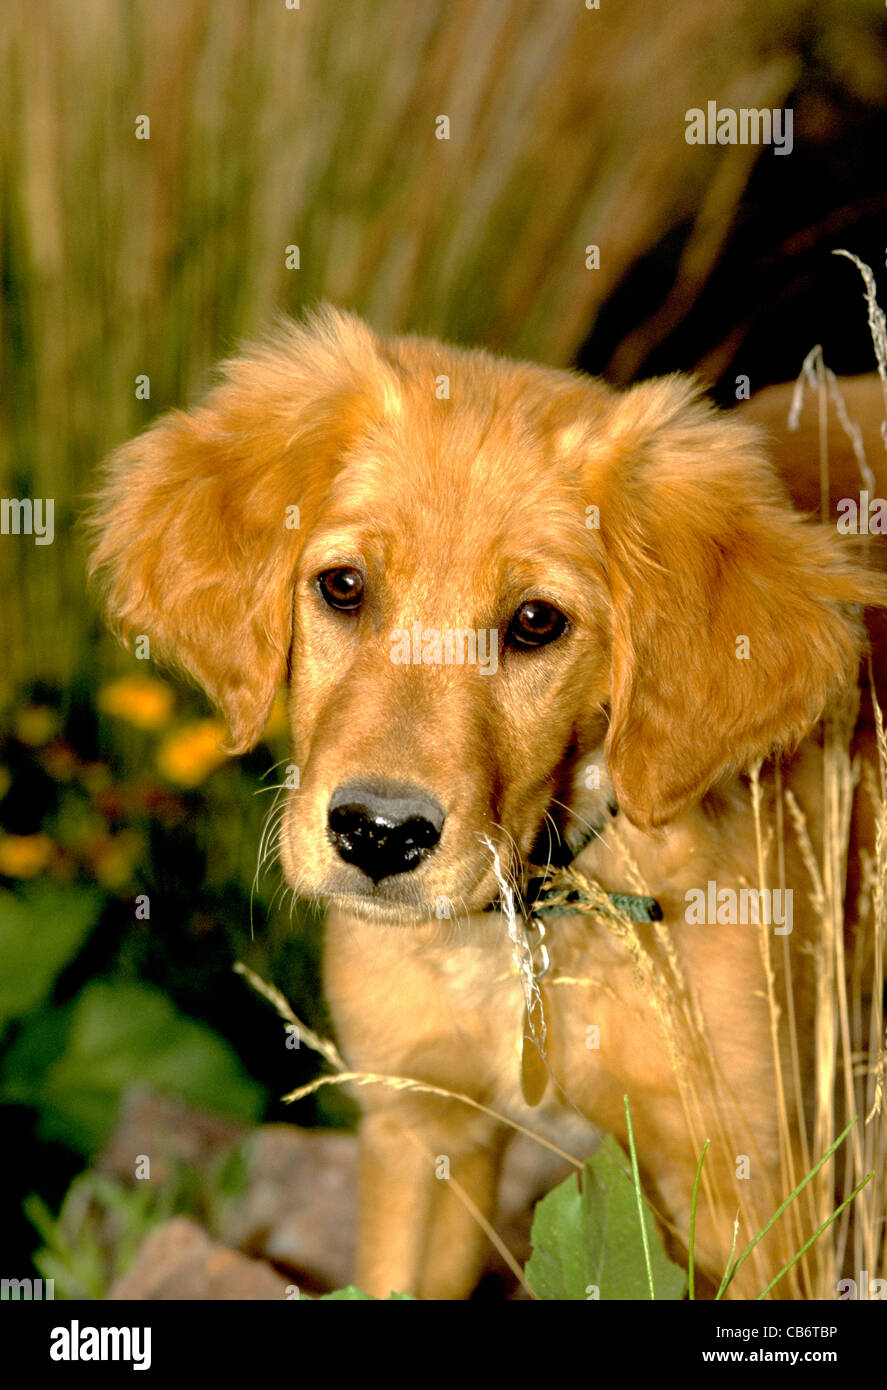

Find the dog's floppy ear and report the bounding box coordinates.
[588,379,887,829]
[88,307,395,751]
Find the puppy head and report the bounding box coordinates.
[89,309,885,921]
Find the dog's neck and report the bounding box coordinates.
[518,755,662,925]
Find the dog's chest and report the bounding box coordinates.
[325,908,616,1153]
[420,923,606,1149]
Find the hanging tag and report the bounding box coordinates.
[520,986,549,1106]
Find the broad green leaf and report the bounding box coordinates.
[525,1170,590,1300]
[0,884,103,1025]
[0,1000,72,1104]
[31,979,264,1154]
[526,1135,686,1300]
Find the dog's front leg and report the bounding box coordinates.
[356,1106,505,1300]
[325,910,508,1297]
[355,1108,436,1298]
[414,1128,505,1300]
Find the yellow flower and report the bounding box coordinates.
[156,720,228,788]
[14,706,61,747]
[0,833,53,877]
[98,675,176,731]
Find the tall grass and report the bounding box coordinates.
[1,0,866,692]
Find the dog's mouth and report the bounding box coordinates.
[324,860,504,925]
[316,819,662,927]
[326,870,662,930]
[326,891,445,926]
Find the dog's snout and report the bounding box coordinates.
[327,782,444,883]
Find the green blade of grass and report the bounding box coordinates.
[688,1139,710,1301]
[755,1171,874,1300]
[623,1094,655,1300]
[716,1117,857,1299]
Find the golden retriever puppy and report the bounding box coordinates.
[89,309,887,1299]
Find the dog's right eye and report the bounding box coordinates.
[318,566,364,612]
[507,599,568,650]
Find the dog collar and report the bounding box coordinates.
[484,792,663,926]
[516,793,662,924]
[480,801,663,1107]
[523,874,662,924]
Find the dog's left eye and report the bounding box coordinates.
[507,600,568,649]
[318,566,364,612]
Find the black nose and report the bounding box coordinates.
[327,781,444,883]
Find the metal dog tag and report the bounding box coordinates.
[520,987,549,1107]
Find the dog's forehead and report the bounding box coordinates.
[331,394,583,537]
[297,359,607,596]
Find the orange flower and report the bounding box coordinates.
[0,833,53,877]
[156,720,228,788]
[98,675,176,731]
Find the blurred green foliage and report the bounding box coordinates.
[22,1144,253,1300]
[0,673,349,1282]
[0,882,102,1026]
[3,980,263,1155]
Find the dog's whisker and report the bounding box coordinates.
[259,756,293,780]
[481,820,524,895]
[548,795,609,849]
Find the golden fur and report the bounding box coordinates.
[89,308,887,1298]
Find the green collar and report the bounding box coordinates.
[523,870,662,924]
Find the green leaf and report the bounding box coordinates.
[0,1001,73,1104]
[319,1286,379,1300]
[25,1170,176,1300]
[525,1136,686,1300]
[318,1287,413,1300]
[31,979,265,1154]
[0,883,103,1024]
[524,1171,589,1300]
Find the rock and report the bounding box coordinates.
[217,1125,357,1291]
[97,1087,248,1186]
[107,1217,292,1300]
